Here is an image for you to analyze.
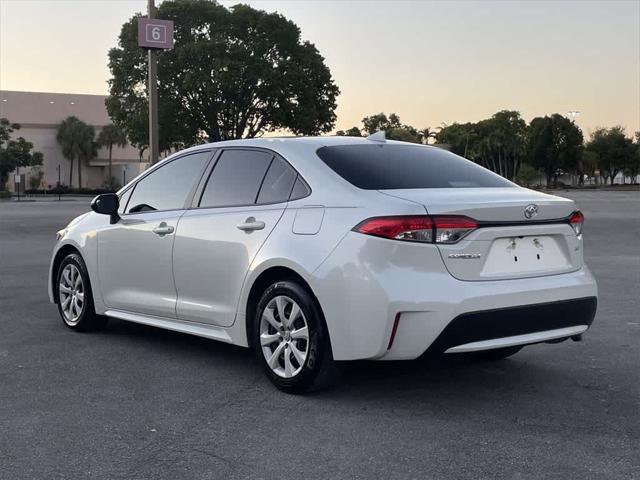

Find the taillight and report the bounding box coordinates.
[568,211,584,235]
[432,216,479,244]
[354,216,434,242]
[353,215,478,244]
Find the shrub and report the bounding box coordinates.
[29,167,44,190]
[516,163,538,188]
[102,176,121,191]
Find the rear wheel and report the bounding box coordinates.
[56,253,107,332]
[253,280,338,393]
[479,345,523,360]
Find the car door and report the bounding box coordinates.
[173,148,302,327]
[97,151,212,318]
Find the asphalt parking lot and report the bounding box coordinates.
[0,190,638,480]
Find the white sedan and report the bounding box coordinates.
[49,134,598,393]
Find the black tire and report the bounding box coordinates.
[253,280,339,394]
[56,253,108,332]
[479,345,523,361]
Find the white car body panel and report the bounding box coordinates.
[173,204,286,326]
[381,187,575,221]
[49,136,598,364]
[312,231,596,360]
[97,210,182,317]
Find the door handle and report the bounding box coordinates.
[237,217,265,232]
[152,222,175,236]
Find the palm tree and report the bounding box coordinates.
[419,127,437,145]
[56,116,87,187]
[97,124,127,183]
[77,125,97,189]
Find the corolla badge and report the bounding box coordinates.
[524,204,539,219]
[448,253,482,259]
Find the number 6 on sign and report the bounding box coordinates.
[150,26,162,41]
[137,18,174,50]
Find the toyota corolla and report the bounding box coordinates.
[49,134,598,393]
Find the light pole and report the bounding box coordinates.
[147,0,159,165]
[567,110,580,122]
[57,164,61,201]
[137,3,173,165]
[567,111,581,186]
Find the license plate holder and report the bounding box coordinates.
[481,235,569,276]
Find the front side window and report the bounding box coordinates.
[117,188,132,215]
[126,151,211,213]
[316,144,515,189]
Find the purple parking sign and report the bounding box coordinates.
[137,18,174,50]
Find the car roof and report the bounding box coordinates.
[189,135,388,150]
[121,135,432,204]
[174,135,432,158]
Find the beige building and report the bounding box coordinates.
[0,90,149,191]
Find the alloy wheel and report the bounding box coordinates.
[59,264,85,325]
[259,295,309,378]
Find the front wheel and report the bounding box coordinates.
[56,253,107,332]
[253,280,339,393]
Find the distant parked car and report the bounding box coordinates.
[49,134,597,393]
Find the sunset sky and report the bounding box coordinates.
[1,0,638,138]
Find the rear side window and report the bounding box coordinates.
[200,149,273,208]
[256,156,297,204]
[289,176,311,200]
[316,144,514,189]
[126,151,211,213]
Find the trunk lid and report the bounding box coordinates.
[381,187,575,221]
[380,187,583,281]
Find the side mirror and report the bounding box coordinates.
[91,193,120,224]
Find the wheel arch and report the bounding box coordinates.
[51,244,82,304]
[244,265,330,352]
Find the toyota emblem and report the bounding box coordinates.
[524,204,539,219]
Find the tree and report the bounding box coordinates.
[435,122,477,158]
[56,116,94,188]
[77,125,97,189]
[476,111,527,181]
[360,113,422,143]
[0,118,43,190]
[419,127,438,145]
[97,124,127,183]
[436,111,527,180]
[29,166,44,190]
[361,113,401,134]
[527,114,583,185]
[623,131,640,184]
[586,126,635,184]
[387,125,422,143]
[106,0,339,152]
[516,163,538,188]
[336,126,362,137]
[579,150,599,184]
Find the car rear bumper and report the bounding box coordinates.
[312,232,598,361]
[427,296,597,355]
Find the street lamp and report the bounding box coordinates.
[137,0,174,164]
[57,164,61,201]
[567,110,580,122]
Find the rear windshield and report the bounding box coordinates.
[316,144,514,189]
